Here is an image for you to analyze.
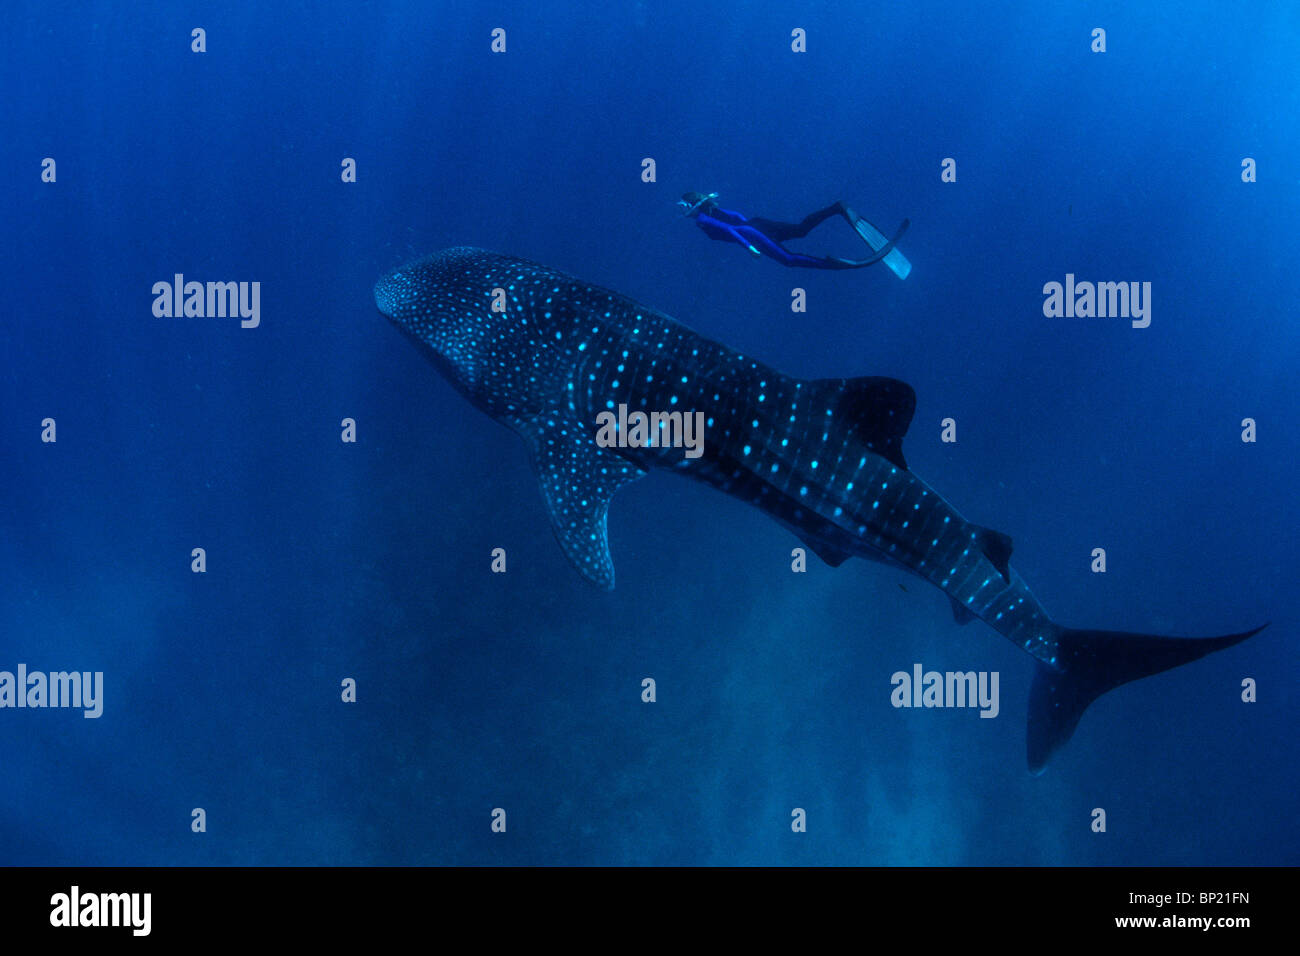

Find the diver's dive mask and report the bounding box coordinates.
[678,191,719,216]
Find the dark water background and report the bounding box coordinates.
[2,1,1296,864]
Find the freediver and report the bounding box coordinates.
[678,192,911,278]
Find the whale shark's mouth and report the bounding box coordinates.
[373,270,404,318]
[374,248,478,323]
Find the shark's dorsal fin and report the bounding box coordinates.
[811,376,916,471]
[973,524,1014,583]
[510,412,646,591]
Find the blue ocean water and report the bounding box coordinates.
[1,1,1296,865]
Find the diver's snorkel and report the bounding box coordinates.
[677,191,719,217]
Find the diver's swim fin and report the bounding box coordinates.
[841,205,912,280]
[857,218,909,266]
[824,219,909,270]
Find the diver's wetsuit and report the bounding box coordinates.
[694,202,866,269]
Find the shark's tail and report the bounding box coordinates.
[1026,623,1266,773]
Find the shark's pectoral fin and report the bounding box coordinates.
[510,413,647,591]
[810,376,916,471]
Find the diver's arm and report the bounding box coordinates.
[697,215,762,254]
[721,224,763,255]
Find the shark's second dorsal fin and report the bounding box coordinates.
[973,524,1014,583]
[509,412,647,591]
[810,376,916,471]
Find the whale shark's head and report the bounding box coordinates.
[374,246,585,415]
[375,247,477,330]
[374,247,509,402]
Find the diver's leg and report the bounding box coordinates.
[733,226,795,259]
[731,226,833,267]
[794,203,848,235]
[748,203,844,242]
[731,227,863,269]
[743,217,801,242]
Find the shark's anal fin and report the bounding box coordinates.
[950,596,976,625]
[811,376,916,471]
[796,532,853,567]
[510,412,646,590]
[974,525,1014,583]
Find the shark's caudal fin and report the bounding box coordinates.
[1026,623,1267,773]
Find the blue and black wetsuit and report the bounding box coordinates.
[691,200,903,270]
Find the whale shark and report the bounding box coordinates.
[374,246,1264,772]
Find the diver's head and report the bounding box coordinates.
[678,191,718,217]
